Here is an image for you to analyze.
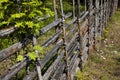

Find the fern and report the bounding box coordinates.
[0,0,54,35]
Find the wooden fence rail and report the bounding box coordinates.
[0,0,118,80]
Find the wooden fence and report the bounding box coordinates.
[0,0,118,80]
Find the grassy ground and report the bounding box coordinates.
[75,9,120,80]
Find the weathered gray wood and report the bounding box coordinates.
[41,28,78,69]
[44,36,76,80]
[81,50,89,66]
[53,0,58,21]
[89,9,95,16]
[42,31,61,47]
[33,36,43,80]
[0,15,51,37]
[40,12,72,35]
[0,11,85,63]
[1,42,62,80]
[69,50,79,80]
[0,42,23,62]
[0,58,27,80]
[23,32,78,80]
[0,36,32,62]
[23,68,37,80]
[82,32,88,42]
[79,11,89,22]
[42,17,78,47]
[0,41,62,80]
[51,61,65,80]
[41,42,62,68]
[52,42,78,79]
[0,1,118,80]
[41,11,84,47]
[69,51,79,70]
[81,19,88,30]
[43,49,64,80]
[1,29,74,79]
[72,0,75,18]
[0,27,16,37]
[71,58,80,80]
[60,74,66,80]
[82,32,88,48]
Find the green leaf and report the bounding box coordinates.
[0,0,9,3]
[33,45,44,54]
[17,55,23,62]
[35,29,39,35]
[25,21,34,28]
[33,10,43,16]
[0,21,9,26]
[43,8,54,17]
[0,11,4,19]
[22,1,42,7]
[28,12,36,18]
[74,51,78,54]
[28,52,37,61]
[15,22,24,28]
[0,0,53,35]
[11,13,25,19]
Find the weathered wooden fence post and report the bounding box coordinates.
[76,0,83,71]
[33,35,43,80]
[73,0,75,18]
[101,0,104,45]
[102,0,105,30]
[60,0,71,79]
[85,0,87,12]
[94,0,100,49]
[53,0,59,33]
[106,0,109,22]
[105,0,108,26]
[113,0,118,14]
[88,0,95,53]
[53,0,58,21]
[107,0,110,20]
[115,0,118,10]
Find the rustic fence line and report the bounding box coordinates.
[0,0,118,80]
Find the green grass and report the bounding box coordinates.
[90,53,102,64]
[111,10,120,23]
